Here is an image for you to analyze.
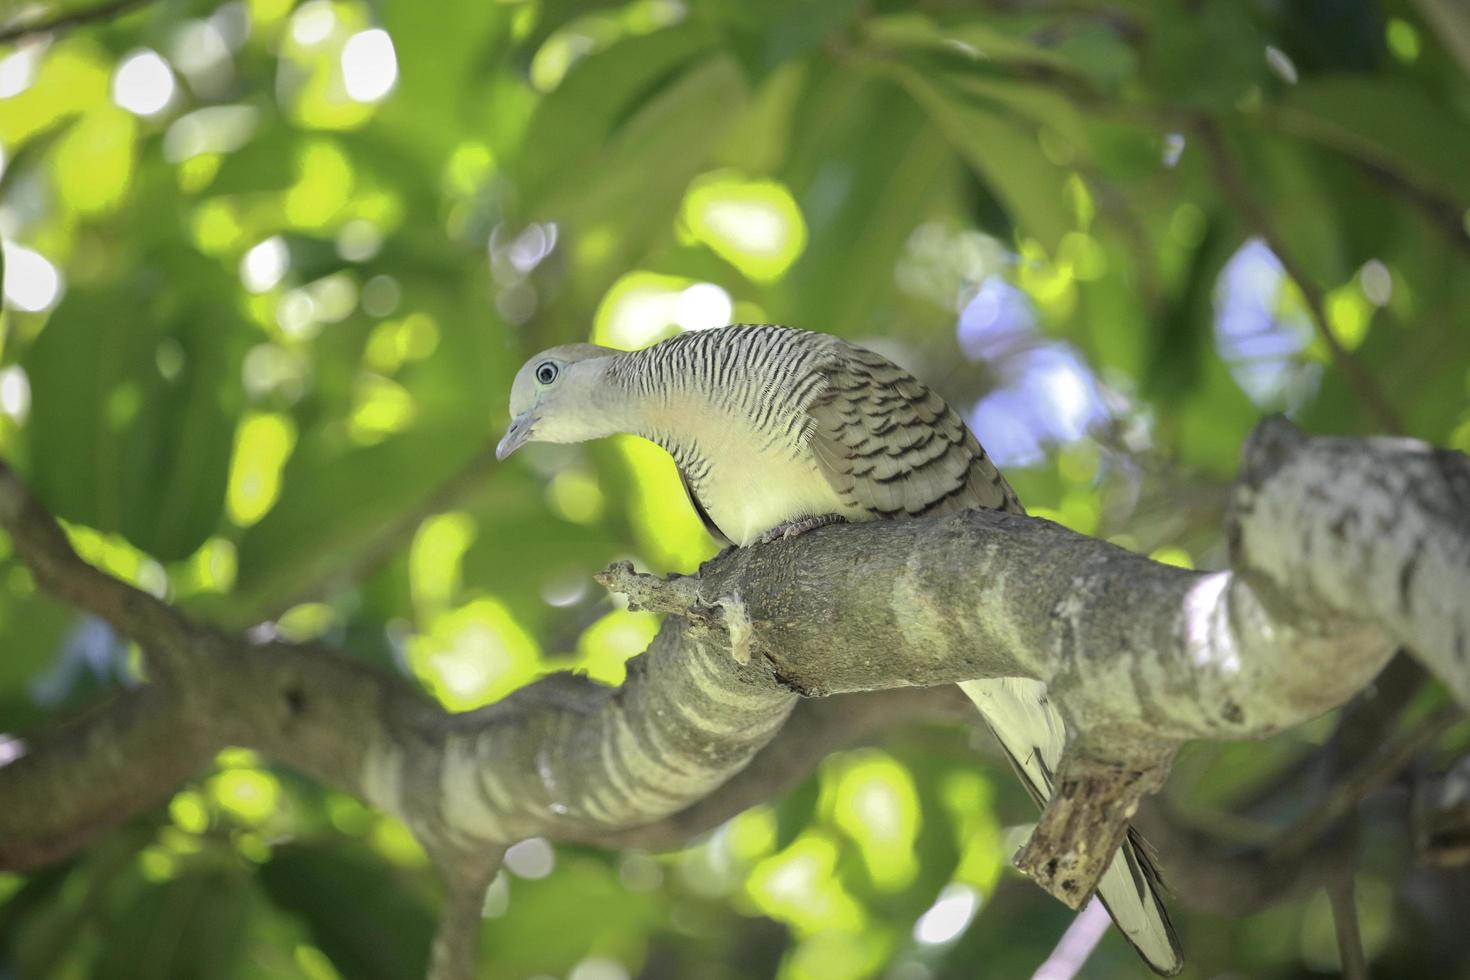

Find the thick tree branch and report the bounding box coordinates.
[0,685,212,869]
[0,462,198,681]
[428,848,504,980]
[585,686,977,850]
[1,420,1466,935]
[1227,419,1469,706]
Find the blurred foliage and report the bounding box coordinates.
[2,0,1470,977]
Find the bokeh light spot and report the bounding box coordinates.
[370,817,428,866]
[164,104,260,162]
[913,884,980,945]
[349,374,417,444]
[276,602,336,641]
[227,412,297,526]
[284,141,354,228]
[547,468,605,525]
[54,106,137,215]
[747,834,866,934]
[168,790,210,834]
[674,282,733,331]
[614,434,718,572]
[574,609,659,685]
[681,171,807,282]
[0,366,31,422]
[111,49,176,117]
[340,29,397,103]
[408,598,540,710]
[1213,238,1319,409]
[1386,18,1420,63]
[175,537,238,595]
[410,511,476,617]
[207,767,281,825]
[1359,260,1392,307]
[2,243,63,312]
[295,944,343,980]
[0,46,41,99]
[1150,546,1194,570]
[290,0,337,46]
[504,837,556,879]
[241,236,289,293]
[593,271,693,350]
[825,750,920,890]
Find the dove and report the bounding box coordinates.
[497,324,1181,975]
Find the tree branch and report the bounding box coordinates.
[0,684,213,870]
[1132,801,1355,917]
[1270,706,1462,859]
[0,462,198,681]
[1413,752,1470,866]
[585,686,978,850]
[1327,875,1370,980]
[0,0,154,44]
[1,419,1466,948]
[428,848,504,980]
[1016,742,1174,908]
[1411,0,1470,79]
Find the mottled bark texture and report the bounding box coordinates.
[0,419,1466,974]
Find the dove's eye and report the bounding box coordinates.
[535,362,559,385]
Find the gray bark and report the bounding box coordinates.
[0,418,1466,975]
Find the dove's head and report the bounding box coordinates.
[496,343,622,460]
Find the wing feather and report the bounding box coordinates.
[960,678,1183,976]
[804,342,1021,518]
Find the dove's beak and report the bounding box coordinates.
[496,411,536,460]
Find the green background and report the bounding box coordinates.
[1,0,1469,977]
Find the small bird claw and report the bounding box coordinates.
[757,513,848,544]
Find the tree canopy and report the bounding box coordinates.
[1,0,1468,978]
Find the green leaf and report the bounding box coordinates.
[864,11,1136,86]
[947,74,1088,155]
[529,54,751,308]
[229,428,488,624]
[23,251,247,561]
[890,66,1074,251]
[696,0,866,79]
[777,71,963,333]
[514,24,719,212]
[480,855,662,976]
[1142,212,1234,407]
[1272,76,1470,208]
[1147,0,1263,109]
[93,870,253,980]
[377,3,514,162]
[774,773,820,851]
[259,843,434,980]
[865,13,1073,72]
[205,116,296,196]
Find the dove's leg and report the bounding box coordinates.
[757,513,848,544]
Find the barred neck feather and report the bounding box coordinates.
[607,325,837,461]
